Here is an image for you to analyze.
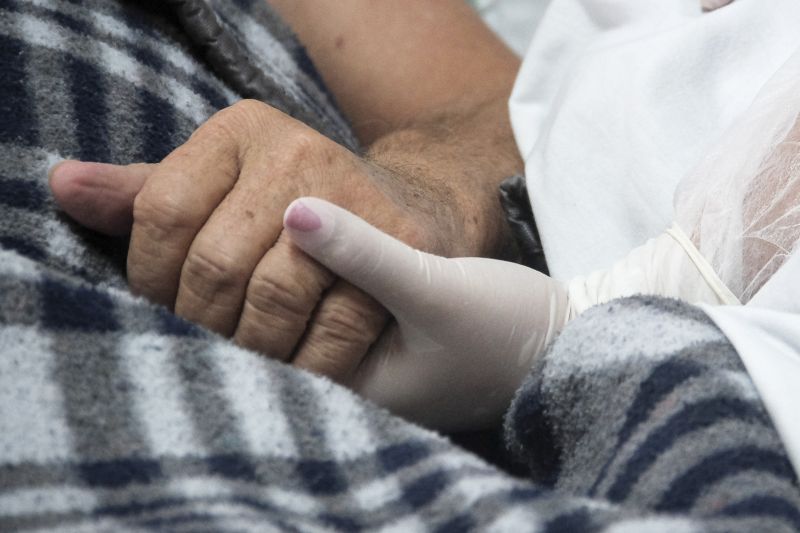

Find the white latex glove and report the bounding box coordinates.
[283,197,571,431]
[283,199,735,431]
[566,224,739,317]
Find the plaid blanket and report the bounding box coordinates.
[1,1,798,531]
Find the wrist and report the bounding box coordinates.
[364,97,521,258]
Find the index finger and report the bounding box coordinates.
[127,122,242,307]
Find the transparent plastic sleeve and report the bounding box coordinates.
[675,47,800,303]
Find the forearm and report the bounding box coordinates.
[266,0,520,144]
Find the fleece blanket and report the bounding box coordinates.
[0,1,799,531]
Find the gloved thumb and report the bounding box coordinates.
[49,161,153,236]
[283,196,568,344]
[283,196,454,319]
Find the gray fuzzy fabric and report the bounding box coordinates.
[0,1,799,531]
[506,296,800,531]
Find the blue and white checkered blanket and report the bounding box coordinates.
[1,1,798,531]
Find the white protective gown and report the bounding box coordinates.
[508,0,800,475]
[510,0,800,279]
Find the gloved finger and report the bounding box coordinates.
[282,196,454,318]
[233,233,335,359]
[48,161,153,236]
[292,279,389,384]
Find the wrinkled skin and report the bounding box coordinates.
[50,0,524,384]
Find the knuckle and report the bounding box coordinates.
[295,290,388,380]
[197,100,272,149]
[312,298,384,349]
[132,190,172,227]
[195,116,238,145]
[182,248,246,292]
[212,99,266,127]
[246,271,312,321]
[283,130,329,167]
[229,98,269,117]
[132,190,194,235]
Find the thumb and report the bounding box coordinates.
[283,196,455,318]
[284,196,569,350]
[49,161,153,236]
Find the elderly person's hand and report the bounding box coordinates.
[49,99,476,380]
[50,0,525,382]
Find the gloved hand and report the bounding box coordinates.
[283,197,571,431]
[283,198,736,431]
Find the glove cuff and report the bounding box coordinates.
[567,224,740,318]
